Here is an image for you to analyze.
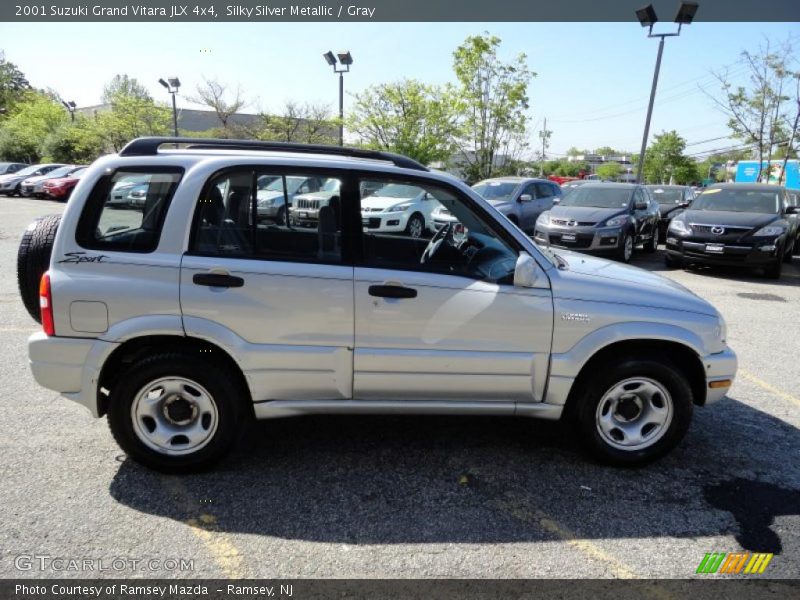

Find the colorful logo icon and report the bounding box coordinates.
[696,552,773,574]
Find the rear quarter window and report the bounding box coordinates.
[76,167,184,253]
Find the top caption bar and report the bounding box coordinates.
[2,0,800,22]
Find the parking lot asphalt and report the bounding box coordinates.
[1,196,798,580]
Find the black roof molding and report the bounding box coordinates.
[119,137,429,172]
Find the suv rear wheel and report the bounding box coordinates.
[574,356,693,466]
[107,352,245,472]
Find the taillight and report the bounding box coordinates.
[39,272,54,336]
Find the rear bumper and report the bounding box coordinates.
[28,332,118,417]
[703,346,738,404]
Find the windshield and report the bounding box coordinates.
[15,164,51,177]
[472,181,519,202]
[44,166,75,179]
[691,188,780,214]
[262,176,308,194]
[321,178,340,193]
[374,183,422,199]
[560,187,632,209]
[649,188,684,203]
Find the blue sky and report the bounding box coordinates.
[1,21,797,158]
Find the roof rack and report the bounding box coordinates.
[118,137,429,172]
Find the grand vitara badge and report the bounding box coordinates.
[561,313,591,323]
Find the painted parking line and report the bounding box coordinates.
[159,476,247,578]
[738,369,800,408]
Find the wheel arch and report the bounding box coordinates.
[561,339,707,419]
[97,335,252,418]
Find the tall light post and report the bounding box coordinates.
[158,77,181,137]
[323,50,353,146]
[634,2,698,183]
[61,100,77,122]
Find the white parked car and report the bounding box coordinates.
[361,183,442,238]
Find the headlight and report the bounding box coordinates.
[752,225,784,237]
[536,212,550,225]
[668,219,691,235]
[386,203,412,212]
[603,216,627,227]
[258,197,276,207]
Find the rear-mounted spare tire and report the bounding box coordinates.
[17,215,61,324]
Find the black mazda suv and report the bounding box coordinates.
[664,183,799,278]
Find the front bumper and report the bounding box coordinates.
[665,235,784,267]
[0,180,20,193]
[361,212,410,233]
[534,224,623,253]
[703,346,738,404]
[289,206,321,226]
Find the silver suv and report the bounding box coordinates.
[22,138,737,471]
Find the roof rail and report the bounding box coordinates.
[118,137,429,172]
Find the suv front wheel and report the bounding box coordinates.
[574,356,693,466]
[107,352,245,471]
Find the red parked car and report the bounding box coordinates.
[42,167,88,201]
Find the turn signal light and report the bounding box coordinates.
[708,380,732,389]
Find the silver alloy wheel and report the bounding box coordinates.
[131,377,219,455]
[624,234,634,261]
[595,377,673,451]
[408,216,423,238]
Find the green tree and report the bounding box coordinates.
[643,130,691,184]
[346,79,459,165]
[102,74,152,103]
[95,76,172,151]
[0,91,66,162]
[41,117,105,163]
[0,51,31,113]
[709,38,800,181]
[452,33,535,181]
[596,162,622,180]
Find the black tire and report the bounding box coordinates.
[107,352,246,472]
[616,231,634,263]
[574,356,694,467]
[793,236,800,256]
[643,227,658,253]
[17,215,61,323]
[764,251,783,279]
[405,213,425,238]
[782,242,793,263]
[664,253,682,268]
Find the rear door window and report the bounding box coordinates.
[76,168,183,253]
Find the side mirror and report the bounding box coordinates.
[519,193,533,203]
[552,197,561,204]
[513,252,539,288]
[785,205,800,215]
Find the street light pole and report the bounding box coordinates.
[171,91,178,137]
[158,77,181,137]
[636,36,665,184]
[338,70,344,147]
[324,51,353,147]
[634,2,698,184]
[61,100,77,122]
